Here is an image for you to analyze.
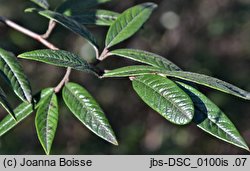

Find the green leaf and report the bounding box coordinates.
[132,74,194,125]
[0,48,32,102]
[30,0,49,9]
[110,49,181,71]
[57,0,111,15]
[0,88,53,137]
[103,65,163,78]
[38,10,98,48]
[35,92,59,155]
[63,82,118,145]
[177,82,249,151]
[105,2,157,48]
[71,10,119,26]
[0,87,15,120]
[104,65,250,100]
[18,49,97,75]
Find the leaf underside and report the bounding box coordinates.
[18,49,97,75]
[0,48,32,102]
[177,82,249,151]
[35,92,59,155]
[132,74,194,125]
[63,82,118,145]
[105,2,157,48]
[0,88,54,137]
[38,10,98,48]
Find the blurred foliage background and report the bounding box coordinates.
[0,0,250,155]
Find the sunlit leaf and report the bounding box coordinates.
[35,92,58,155]
[177,82,249,151]
[18,49,98,75]
[104,65,250,100]
[0,88,53,137]
[132,74,194,125]
[71,10,119,26]
[63,82,118,145]
[30,0,49,9]
[110,48,181,71]
[57,0,111,15]
[0,87,15,120]
[39,10,98,48]
[105,2,157,48]
[0,48,32,102]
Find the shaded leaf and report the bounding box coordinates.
[0,87,15,120]
[132,74,194,125]
[177,82,249,151]
[57,0,111,15]
[63,82,118,145]
[0,48,32,102]
[105,3,157,48]
[39,10,98,48]
[71,10,119,26]
[104,65,250,100]
[35,92,58,155]
[110,48,181,71]
[0,88,53,137]
[30,0,49,9]
[18,49,98,75]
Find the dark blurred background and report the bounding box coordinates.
[0,0,250,154]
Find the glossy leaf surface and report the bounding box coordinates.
[0,48,32,102]
[132,74,194,125]
[177,82,249,151]
[110,49,181,71]
[105,3,157,48]
[0,88,53,137]
[35,92,58,155]
[63,82,118,145]
[18,49,97,74]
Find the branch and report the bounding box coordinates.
[0,16,71,93]
[41,20,56,39]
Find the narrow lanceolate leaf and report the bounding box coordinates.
[0,87,15,120]
[39,10,98,48]
[159,71,250,100]
[35,92,58,155]
[132,75,194,125]
[63,82,118,145]
[103,65,163,78]
[110,49,181,71]
[18,49,97,75]
[103,65,250,100]
[0,88,53,137]
[57,0,111,15]
[71,10,119,26]
[30,0,49,9]
[177,82,249,151]
[105,3,157,48]
[0,48,32,102]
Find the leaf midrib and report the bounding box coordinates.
[107,6,150,47]
[65,86,109,133]
[135,78,192,120]
[0,55,28,101]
